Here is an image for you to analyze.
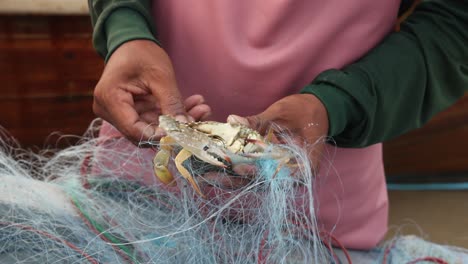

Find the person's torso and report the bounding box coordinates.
[151,0,399,248]
[153,0,398,120]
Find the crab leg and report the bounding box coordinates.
[174,149,206,198]
[153,136,177,186]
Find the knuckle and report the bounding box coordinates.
[166,95,182,107]
[163,95,185,114]
[246,115,268,133]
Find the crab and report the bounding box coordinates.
[153,115,292,197]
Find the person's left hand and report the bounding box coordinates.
[199,93,330,191]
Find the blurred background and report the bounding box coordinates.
[1,0,467,248]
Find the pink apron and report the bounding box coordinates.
[98,0,399,249]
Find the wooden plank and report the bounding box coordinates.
[1,96,96,148]
[0,15,103,98]
[0,15,93,35]
[0,15,101,147]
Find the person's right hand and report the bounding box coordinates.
[93,40,211,144]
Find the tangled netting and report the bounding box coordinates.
[0,122,467,263]
[0,122,332,264]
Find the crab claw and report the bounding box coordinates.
[153,148,176,186]
[195,144,230,167]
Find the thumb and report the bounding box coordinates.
[227,114,250,126]
[227,113,274,136]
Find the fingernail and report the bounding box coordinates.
[201,111,212,121]
[227,115,249,126]
[175,115,188,123]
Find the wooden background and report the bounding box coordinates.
[0,15,99,148]
[1,15,467,177]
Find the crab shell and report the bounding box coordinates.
[158,115,269,167]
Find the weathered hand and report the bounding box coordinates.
[93,40,211,143]
[240,94,329,170]
[200,94,329,191]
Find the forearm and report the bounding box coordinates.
[302,0,468,147]
[88,0,159,61]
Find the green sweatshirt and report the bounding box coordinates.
[88,0,468,148]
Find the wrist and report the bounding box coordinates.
[300,81,361,146]
[104,8,160,62]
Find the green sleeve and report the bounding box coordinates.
[88,0,159,61]
[301,0,468,148]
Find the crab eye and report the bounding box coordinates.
[203,146,209,151]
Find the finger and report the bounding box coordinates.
[116,109,156,141]
[185,94,212,121]
[151,81,189,121]
[97,91,156,142]
[245,114,275,135]
[184,94,205,111]
[229,114,286,144]
[246,113,273,135]
[132,99,168,141]
[162,95,191,123]
[188,104,212,121]
[227,114,250,126]
[146,126,166,143]
[229,113,277,137]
